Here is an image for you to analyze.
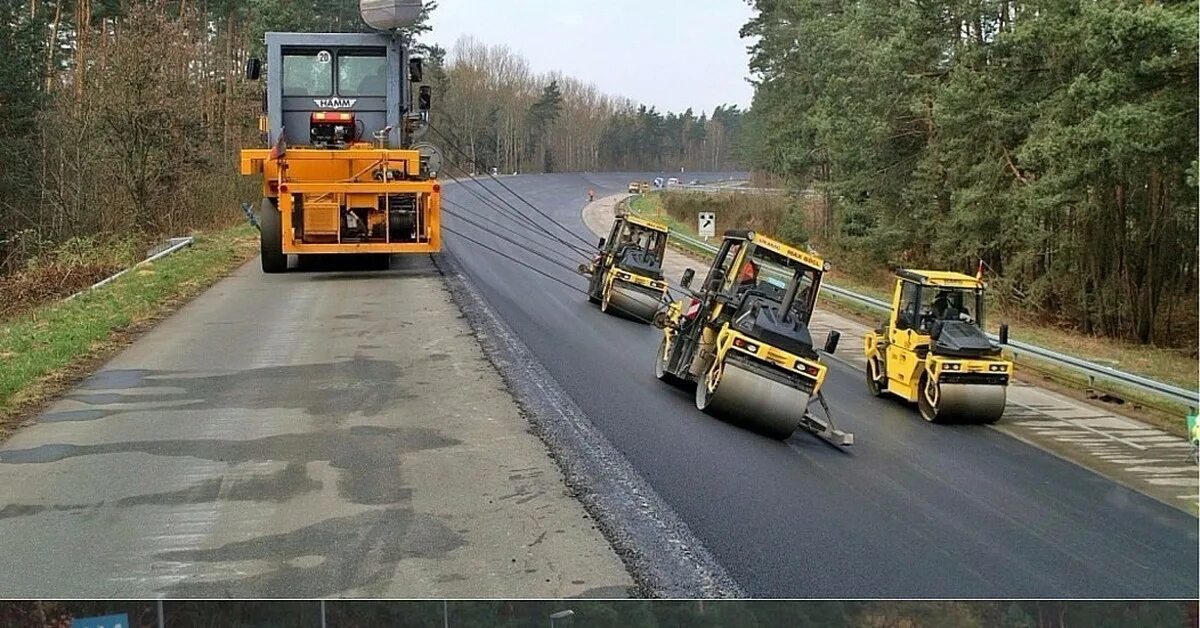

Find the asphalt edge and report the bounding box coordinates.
[432,249,744,598]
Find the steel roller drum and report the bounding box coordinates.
[924,382,1006,424]
[605,284,662,323]
[697,361,811,439]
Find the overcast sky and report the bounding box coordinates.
[427,1,758,115]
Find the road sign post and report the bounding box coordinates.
[698,212,715,239]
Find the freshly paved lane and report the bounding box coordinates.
[441,172,1197,597]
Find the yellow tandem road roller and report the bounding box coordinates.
[864,269,1012,424]
[582,212,671,322]
[653,230,852,445]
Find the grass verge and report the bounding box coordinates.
[0,236,145,319]
[0,224,259,438]
[626,193,1194,436]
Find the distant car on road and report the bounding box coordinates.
[667,177,680,187]
[653,177,664,188]
[688,179,700,185]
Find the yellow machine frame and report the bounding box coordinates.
[663,233,829,396]
[241,146,441,254]
[656,230,849,443]
[864,269,1012,423]
[586,212,670,319]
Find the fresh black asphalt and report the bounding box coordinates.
[441,172,1198,598]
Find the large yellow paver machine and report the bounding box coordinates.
[653,230,852,445]
[864,269,1012,423]
[240,1,442,273]
[582,212,671,322]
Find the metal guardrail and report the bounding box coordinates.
[667,231,1199,410]
[65,237,195,301]
[672,184,789,196]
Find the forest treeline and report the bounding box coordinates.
[429,35,746,176]
[739,0,1198,346]
[5,0,1192,348]
[1,600,1194,628]
[0,0,745,275]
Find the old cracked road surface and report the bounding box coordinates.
[441,172,1197,598]
[0,250,631,598]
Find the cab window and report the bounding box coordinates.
[708,241,742,292]
[338,52,387,97]
[921,287,980,329]
[896,282,920,330]
[638,230,665,260]
[282,51,332,96]
[732,245,820,322]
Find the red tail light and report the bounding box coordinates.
[732,338,759,353]
[795,361,820,376]
[312,112,354,122]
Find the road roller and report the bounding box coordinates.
[581,212,671,322]
[653,230,852,445]
[864,269,1012,423]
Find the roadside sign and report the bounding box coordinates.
[698,212,716,238]
[72,615,130,628]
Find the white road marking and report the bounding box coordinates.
[1126,466,1199,474]
[1061,418,1148,450]
[1147,477,1200,487]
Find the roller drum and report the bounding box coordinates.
[696,361,811,439]
[921,381,1006,424]
[604,284,662,322]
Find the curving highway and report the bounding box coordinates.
[441,172,1198,597]
[0,172,1192,598]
